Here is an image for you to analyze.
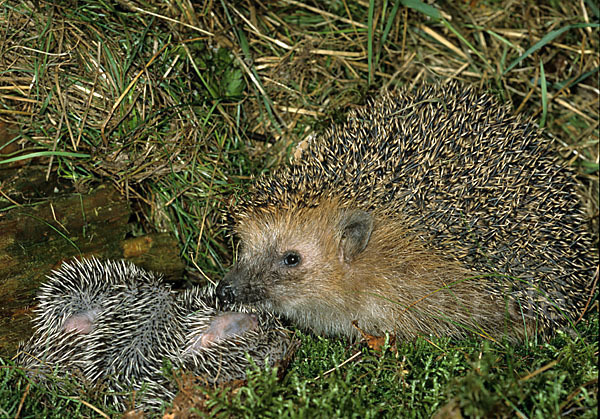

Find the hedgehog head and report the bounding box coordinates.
[217,198,536,339]
[62,309,100,334]
[217,199,373,309]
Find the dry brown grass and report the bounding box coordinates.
[0,0,598,269]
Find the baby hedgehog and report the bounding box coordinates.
[217,82,597,341]
[17,258,291,411]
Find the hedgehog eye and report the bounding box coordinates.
[283,252,301,267]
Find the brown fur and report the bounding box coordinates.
[224,200,530,340]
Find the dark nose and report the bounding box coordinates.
[216,279,236,303]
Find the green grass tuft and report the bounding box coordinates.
[0,0,597,417]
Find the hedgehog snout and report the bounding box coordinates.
[218,265,250,303]
[216,277,237,303]
[218,262,269,305]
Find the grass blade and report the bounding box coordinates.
[401,0,441,20]
[0,151,90,165]
[368,0,375,84]
[539,59,547,129]
[504,23,600,74]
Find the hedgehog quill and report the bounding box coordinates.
[217,82,597,341]
[17,258,292,411]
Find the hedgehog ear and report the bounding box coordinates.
[338,210,373,263]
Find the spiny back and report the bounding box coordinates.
[238,82,596,327]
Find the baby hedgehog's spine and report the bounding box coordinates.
[18,258,292,411]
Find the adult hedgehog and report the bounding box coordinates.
[217,82,597,341]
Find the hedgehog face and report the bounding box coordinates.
[61,309,100,334]
[217,204,375,316]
